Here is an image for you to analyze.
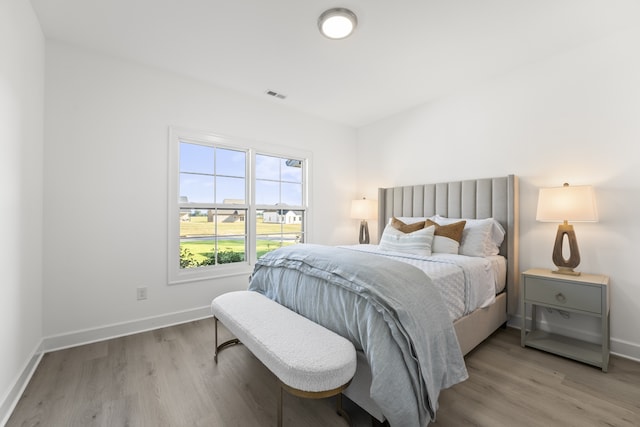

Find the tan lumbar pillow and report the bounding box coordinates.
[391,217,426,233]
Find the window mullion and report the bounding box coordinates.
[248,149,257,265]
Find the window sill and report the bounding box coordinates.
[168,263,253,285]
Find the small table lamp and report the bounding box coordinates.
[536,183,598,276]
[350,198,377,244]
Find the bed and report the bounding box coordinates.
[248,175,519,426]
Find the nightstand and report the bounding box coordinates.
[520,268,610,372]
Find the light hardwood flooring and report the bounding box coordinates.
[7,320,640,426]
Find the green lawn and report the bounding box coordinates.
[179,217,301,266]
[180,238,297,264]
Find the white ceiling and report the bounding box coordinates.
[30,0,640,127]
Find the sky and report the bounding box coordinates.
[179,142,303,206]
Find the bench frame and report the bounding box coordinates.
[214,317,352,427]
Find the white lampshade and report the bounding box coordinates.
[350,198,377,220]
[536,184,598,223]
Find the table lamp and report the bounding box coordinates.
[350,198,377,244]
[536,183,598,276]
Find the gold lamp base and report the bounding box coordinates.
[551,222,581,276]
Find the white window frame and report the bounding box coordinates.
[168,127,311,284]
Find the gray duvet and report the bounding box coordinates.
[248,244,468,427]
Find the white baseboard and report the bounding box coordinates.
[610,338,640,363]
[508,314,640,362]
[1,342,43,427]
[42,305,213,352]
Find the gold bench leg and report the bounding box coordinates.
[336,393,352,426]
[278,381,353,426]
[278,386,283,427]
[213,317,240,363]
[214,317,218,362]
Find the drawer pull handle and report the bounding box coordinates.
[555,292,567,303]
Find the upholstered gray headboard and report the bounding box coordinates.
[377,175,519,314]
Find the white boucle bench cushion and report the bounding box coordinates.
[211,290,356,393]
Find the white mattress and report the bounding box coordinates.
[341,245,506,322]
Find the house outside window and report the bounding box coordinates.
[168,127,310,284]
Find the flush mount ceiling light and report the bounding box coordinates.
[318,8,357,39]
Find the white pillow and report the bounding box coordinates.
[432,235,460,254]
[379,224,435,256]
[433,215,505,257]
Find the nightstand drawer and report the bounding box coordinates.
[525,277,601,314]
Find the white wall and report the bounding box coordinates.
[357,26,640,360]
[0,0,44,422]
[42,41,357,343]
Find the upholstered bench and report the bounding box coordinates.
[211,290,357,427]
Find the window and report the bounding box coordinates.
[255,154,305,258]
[168,128,309,284]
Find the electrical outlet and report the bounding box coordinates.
[136,287,148,300]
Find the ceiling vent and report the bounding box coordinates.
[265,90,287,100]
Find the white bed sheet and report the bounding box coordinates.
[488,255,507,294]
[340,245,505,322]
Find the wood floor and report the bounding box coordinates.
[7,320,640,427]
